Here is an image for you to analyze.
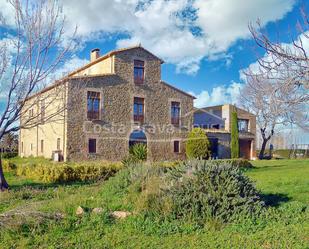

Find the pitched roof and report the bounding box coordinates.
[161,81,196,99]
[68,45,164,77]
[25,74,115,101]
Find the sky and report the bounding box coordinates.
[0,0,308,141]
[0,0,305,106]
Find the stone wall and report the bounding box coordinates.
[66,47,194,161]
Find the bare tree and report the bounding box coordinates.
[0,0,76,191]
[240,73,308,159]
[0,132,18,152]
[248,7,309,90]
[242,6,309,159]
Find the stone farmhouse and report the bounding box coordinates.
[19,46,256,161]
[19,46,195,161]
[194,104,256,159]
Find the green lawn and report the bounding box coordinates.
[1,159,309,248]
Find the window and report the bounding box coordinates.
[212,124,220,129]
[88,139,97,153]
[40,140,44,153]
[30,143,33,151]
[21,142,24,153]
[57,138,61,150]
[174,140,180,153]
[29,109,34,118]
[134,60,144,84]
[171,101,180,126]
[134,97,144,123]
[238,119,249,132]
[87,91,100,120]
[41,100,45,124]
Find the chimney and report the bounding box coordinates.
[90,48,100,62]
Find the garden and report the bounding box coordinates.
[0,156,308,248]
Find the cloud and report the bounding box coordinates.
[62,0,295,74]
[190,82,243,108]
[50,55,89,81]
[240,31,309,82]
[0,0,296,74]
[0,1,15,27]
[194,0,295,52]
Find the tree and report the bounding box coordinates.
[186,128,211,159]
[230,110,239,158]
[241,7,309,159]
[0,0,76,191]
[249,8,309,90]
[0,132,18,152]
[247,8,309,132]
[240,73,307,159]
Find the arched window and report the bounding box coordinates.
[129,130,147,147]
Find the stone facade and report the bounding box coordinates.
[19,46,195,161]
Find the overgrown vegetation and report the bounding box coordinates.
[0,159,308,248]
[140,160,263,223]
[129,143,147,161]
[186,128,211,159]
[122,143,148,166]
[230,110,239,158]
[0,152,18,159]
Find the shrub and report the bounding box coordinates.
[10,158,122,183]
[1,152,18,159]
[231,111,239,158]
[208,159,253,169]
[121,154,139,167]
[153,160,182,168]
[2,159,17,172]
[186,128,211,159]
[129,143,147,161]
[126,159,261,223]
[161,160,263,223]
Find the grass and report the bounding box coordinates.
[1,159,309,248]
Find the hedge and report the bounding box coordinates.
[1,152,18,159]
[256,149,309,159]
[3,158,123,183]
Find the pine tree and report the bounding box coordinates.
[231,110,239,158]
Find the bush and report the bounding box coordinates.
[125,159,261,223]
[1,152,18,159]
[8,158,122,183]
[2,159,17,172]
[129,143,147,161]
[121,154,139,167]
[186,128,211,159]
[163,160,263,223]
[122,143,147,167]
[208,159,253,169]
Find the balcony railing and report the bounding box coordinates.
[134,114,144,123]
[87,111,100,120]
[171,117,180,126]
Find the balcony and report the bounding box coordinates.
[171,117,180,126]
[134,114,144,124]
[87,111,100,120]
